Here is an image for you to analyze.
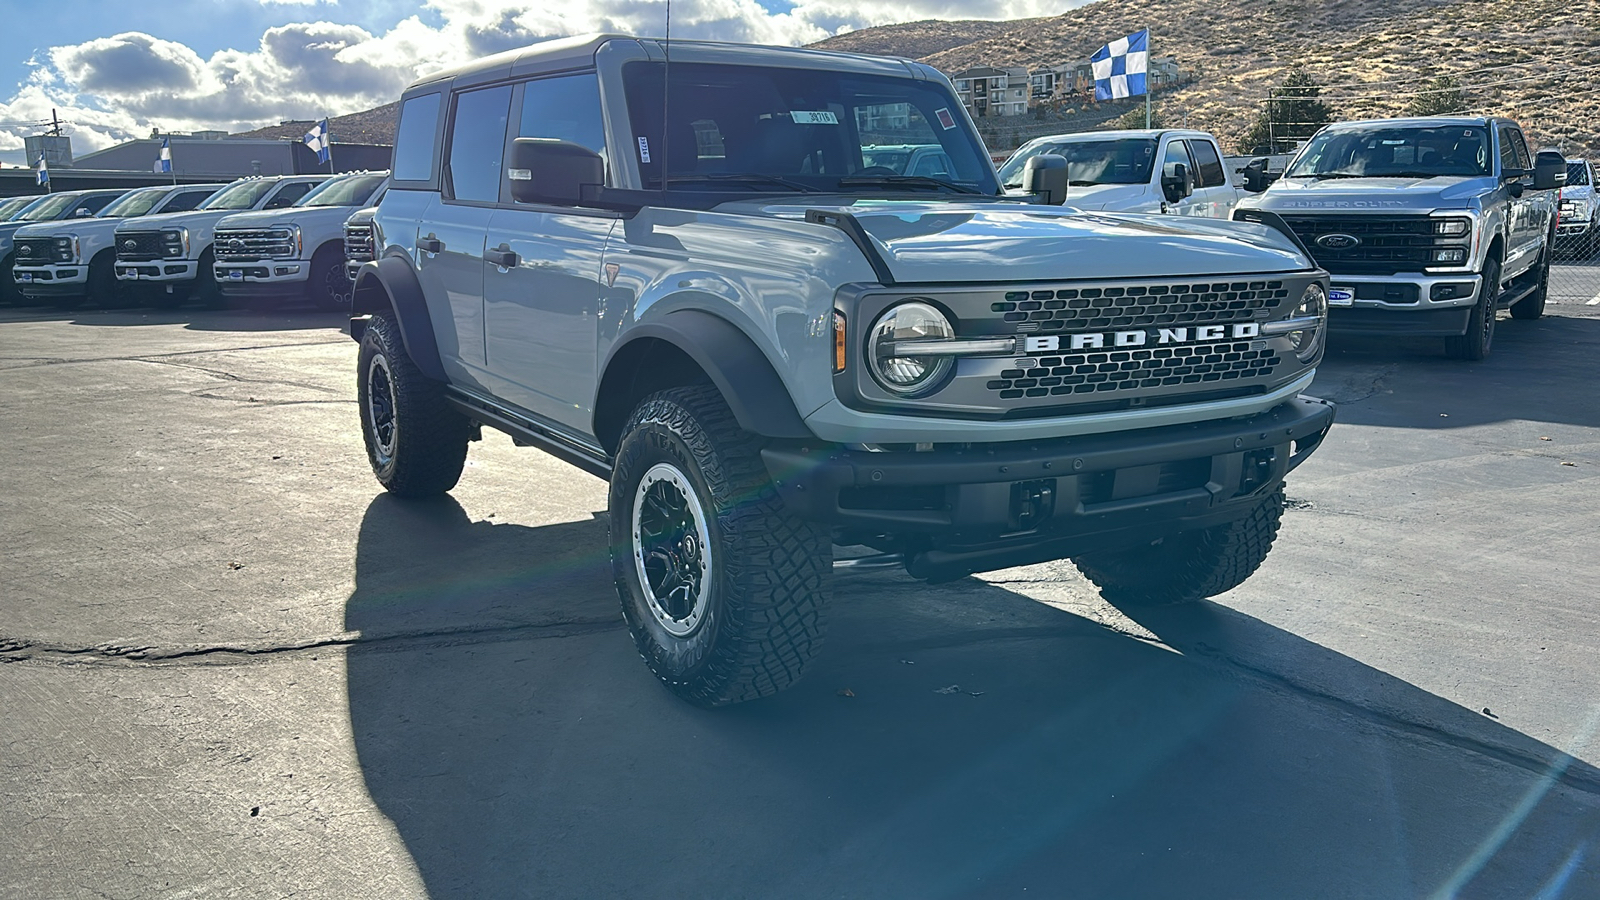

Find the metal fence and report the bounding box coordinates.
[1551,230,1600,311]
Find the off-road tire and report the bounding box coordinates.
[1510,230,1552,321]
[609,384,831,707]
[1074,486,1286,607]
[86,251,131,309]
[309,245,353,311]
[1445,255,1499,360]
[356,312,470,497]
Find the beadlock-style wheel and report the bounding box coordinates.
[631,462,714,637]
[365,352,397,467]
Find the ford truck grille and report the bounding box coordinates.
[989,280,1290,332]
[1281,215,1434,275]
[986,341,1280,400]
[116,231,168,262]
[214,228,295,262]
[13,240,51,266]
[344,223,374,263]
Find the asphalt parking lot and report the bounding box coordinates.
[2,294,1598,898]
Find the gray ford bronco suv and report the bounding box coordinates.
[1237,116,1567,360]
[349,35,1336,706]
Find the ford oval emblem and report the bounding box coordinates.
[229,239,245,250]
[1316,233,1361,250]
[122,239,137,250]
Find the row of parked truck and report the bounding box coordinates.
[0,171,388,311]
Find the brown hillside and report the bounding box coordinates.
[229,102,399,146]
[809,18,1051,60]
[812,0,1600,156]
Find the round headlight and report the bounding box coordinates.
[868,301,955,395]
[1290,282,1326,362]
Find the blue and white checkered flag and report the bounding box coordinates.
[1091,29,1150,101]
[35,151,48,186]
[156,137,172,174]
[303,118,330,164]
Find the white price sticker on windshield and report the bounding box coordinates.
[790,110,838,125]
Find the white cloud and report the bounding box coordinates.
[0,0,1067,164]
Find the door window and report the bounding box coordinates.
[264,182,314,209]
[393,92,442,182]
[512,73,609,201]
[1497,127,1520,175]
[1186,140,1226,187]
[1162,139,1195,175]
[162,190,212,213]
[447,84,514,203]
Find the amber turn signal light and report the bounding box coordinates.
[833,311,847,373]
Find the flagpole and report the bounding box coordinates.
[326,120,335,174]
[1144,28,1152,129]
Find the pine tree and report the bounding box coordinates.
[1239,67,1336,154]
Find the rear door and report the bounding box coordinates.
[1184,138,1236,218]
[482,72,615,434]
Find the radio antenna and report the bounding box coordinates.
[660,0,671,192]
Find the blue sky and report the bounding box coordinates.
[0,0,1073,166]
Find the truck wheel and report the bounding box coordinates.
[1445,255,1499,360]
[195,249,224,309]
[356,312,471,496]
[1074,486,1285,607]
[1510,231,1552,320]
[609,384,831,707]
[87,251,131,309]
[0,254,19,306]
[309,246,353,311]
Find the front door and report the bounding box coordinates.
[1498,124,1538,279]
[480,72,613,435]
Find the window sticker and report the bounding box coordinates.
[935,108,957,130]
[789,110,839,125]
[637,136,651,163]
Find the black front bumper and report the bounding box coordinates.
[1328,306,1472,337]
[764,397,1335,579]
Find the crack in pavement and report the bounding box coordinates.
[0,339,348,370]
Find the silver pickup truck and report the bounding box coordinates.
[998,129,1252,217]
[349,34,1336,706]
[1237,116,1566,360]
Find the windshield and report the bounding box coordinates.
[997,138,1158,189]
[16,193,81,221]
[622,62,999,195]
[294,173,388,207]
[1567,161,1591,186]
[199,180,277,210]
[99,188,168,218]
[0,196,37,220]
[1285,125,1491,178]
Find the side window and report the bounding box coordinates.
[393,92,442,182]
[514,73,608,198]
[78,195,118,215]
[1162,139,1195,177]
[910,151,952,178]
[447,84,513,203]
[1188,140,1226,187]
[1509,129,1532,172]
[1497,127,1519,175]
[161,190,210,213]
[264,182,313,209]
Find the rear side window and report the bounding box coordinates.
[1497,127,1519,174]
[393,92,443,182]
[78,194,119,215]
[1509,129,1532,171]
[1187,140,1226,187]
[447,85,513,203]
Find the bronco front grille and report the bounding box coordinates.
[214,228,295,262]
[344,223,374,263]
[1281,215,1435,275]
[13,239,52,266]
[116,231,168,262]
[986,340,1280,401]
[989,280,1290,333]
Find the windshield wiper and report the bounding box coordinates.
[835,175,985,195]
[666,174,819,193]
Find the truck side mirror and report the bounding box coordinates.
[75,207,94,218]
[1533,149,1567,191]
[1161,162,1194,203]
[1021,154,1068,205]
[1241,158,1270,193]
[508,138,604,206]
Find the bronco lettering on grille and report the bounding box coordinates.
[1024,322,1261,353]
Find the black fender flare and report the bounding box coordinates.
[596,310,813,444]
[349,255,447,382]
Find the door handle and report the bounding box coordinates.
[418,235,442,253]
[484,246,518,268]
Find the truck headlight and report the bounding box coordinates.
[161,228,188,259]
[52,237,77,263]
[868,301,955,395]
[1289,282,1326,363]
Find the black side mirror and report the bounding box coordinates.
[264,196,294,209]
[1241,158,1270,193]
[1021,153,1068,205]
[1161,162,1194,203]
[509,138,604,206]
[1533,150,1567,191]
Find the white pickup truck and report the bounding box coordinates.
[999,129,1259,217]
